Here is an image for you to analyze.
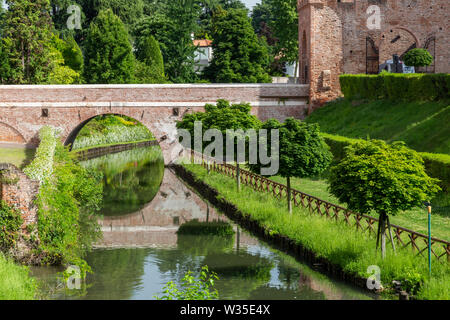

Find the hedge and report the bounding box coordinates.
[23,126,56,183]
[340,73,450,101]
[322,133,450,192]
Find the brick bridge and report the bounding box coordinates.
[0,84,309,163]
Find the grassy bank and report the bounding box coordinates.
[305,99,450,154]
[268,175,450,241]
[0,147,35,168]
[0,254,37,300]
[181,163,450,300]
[71,115,155,151]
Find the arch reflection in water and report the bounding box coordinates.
[81,146,164,216]
[31,147,375,300]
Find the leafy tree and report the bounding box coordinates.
[249,118,332,213]
[61,35,84,74]
[83,9,135,84]
[203,8,271,83]
[134,34,166,83]
[266,0,298,75]
[0,0,54,84]
[76,0,144,30]
[133,0,201,83]
[403,48,434,68]
[177,99,262,191]
[328,140,440,258]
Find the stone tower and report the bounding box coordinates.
[298,0,450,108]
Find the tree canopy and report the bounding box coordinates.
[203,8,271,83]
[0,0,55,84]
[83,9,135,84]
[403,48,434,68]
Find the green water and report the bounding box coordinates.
[31,147,374,300]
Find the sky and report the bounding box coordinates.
[242,0,261,10]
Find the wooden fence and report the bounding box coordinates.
[189,151,450,264]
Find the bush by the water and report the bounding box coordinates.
[339,73,449,101]
[23,126,56,182]
[26,134,103,272]
[72,115,155,151]
[177,219,235,237]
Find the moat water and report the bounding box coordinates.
[31,146,374,300]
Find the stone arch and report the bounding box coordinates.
[64,113,161,152]
[378,27,419,64]
[0,121,26,144]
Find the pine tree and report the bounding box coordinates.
[0,0,54,84]
[203,8,271,83]
[83,9,135,84]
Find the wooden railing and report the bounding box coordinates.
[189,151,450,263]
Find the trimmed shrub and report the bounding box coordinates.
[322,133,450,193]
[339,73,450,101]
[403,48,433,68]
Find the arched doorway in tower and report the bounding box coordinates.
[378,27,419,67]
[300,31,309,84]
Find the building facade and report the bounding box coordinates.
[298,0,449,107]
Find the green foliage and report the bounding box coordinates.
[250,118,332,179]
[35,141,103,267]
[47,38,81,84]
[60,36,84,74]
[156,266,219,300]
[339,74,450,101]
[322,133,450,194]
[306,98,450,154]
[0,253,37,300]
[403,48,434,68]
[83,9,135,84]
[182,163,450,300]
[23,126,56,183]
[328,140,441,216]
[0,201,23,250]
[265,0,298,65]
[134,35,166,83]
[203,8,271,83]
[177,99,262,157]
[177,219,235,237]
[0,0,54,84]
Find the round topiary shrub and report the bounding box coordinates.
[403,48,433,67]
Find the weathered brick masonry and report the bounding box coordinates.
[0,84,309,163]
[298,0,450,107]
[0,163,40,263]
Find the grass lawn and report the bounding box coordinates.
[305,99,450,154]
[0,254,37,300]
[0,147,35,168]
[181,163,449,300]
[269,176,450,242]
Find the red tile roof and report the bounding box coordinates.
[193,39,213,47]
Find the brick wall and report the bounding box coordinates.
[299,0,450,106]
[0,163,40,263]
[0,84,309,163]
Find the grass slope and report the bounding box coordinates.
[0,254,37,300]
[0,147,35,168]
[182,164,450,300]
[269,176,450,241]
[305,99,450,154]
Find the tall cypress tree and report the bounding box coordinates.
[0,0,54,84]
[83,9,135,84]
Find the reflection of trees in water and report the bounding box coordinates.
[81,147,164,216]
[177,235,234,256]
[248,285,325,300]
[83,248,149,300]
